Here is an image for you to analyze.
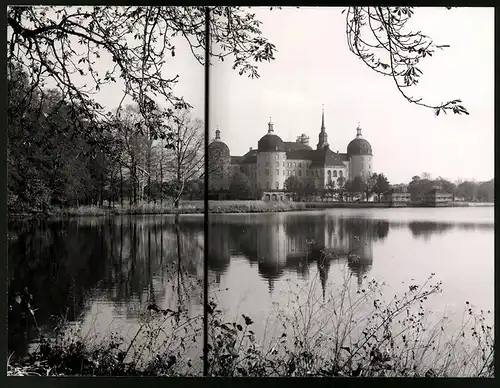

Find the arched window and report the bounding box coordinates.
[339,170,343,177]
[327,170,332,177]
[333,170,338,177]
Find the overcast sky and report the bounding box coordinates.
[209,7,494,184]
[85,7,493,184]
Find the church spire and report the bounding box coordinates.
[321,105,325,131]
[215,125,221,140]
[317,105,329,150]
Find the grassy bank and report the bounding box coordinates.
[305,202,391,209]
[209,200,306,213]
[10,201,307,219]
[9,200,493,220]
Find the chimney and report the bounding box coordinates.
[249,147,252,151]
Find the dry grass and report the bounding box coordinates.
[207,255,494,377]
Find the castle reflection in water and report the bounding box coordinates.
[208,213,391,295]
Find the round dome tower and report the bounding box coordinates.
[347,124,372,156]
[258,119,285,152]
[208,128,230,157]
[347,123,373,180]
[256,118,287,192]
[208,127,231,191]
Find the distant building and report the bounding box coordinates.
[422,187,453,207]
[208,108,374,200]
[386,192,411,206]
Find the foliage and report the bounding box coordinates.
[476,180,494,202]
[284,176,302,200]
[346,176,366,199]
[364,173,378,200]
[207,260,494,377]
[407,175,493,203]
[209,200,306,213]
[345,7,469,116]
[373,174,391,201]
[7,6,275,143]
[229,173,252,200]
[336,177,347,202]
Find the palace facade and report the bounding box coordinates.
[208,109,374,198]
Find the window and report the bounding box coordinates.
[293,162,296,168]
[333,170,337,177]
[298,163,302,168]
[265,162,269,167]
[327,170,332,177]
[316,170,319,177]
[276,154,279,160]
[282,162,285,167]
[265,169,269,176]
[276,182,279,189]
[287,170,290,176]
[361,156,364,161]
[339,170,343,177]
[276,169,279,176]
[292,170,296,176]
[266,182,270,189]
[298,170,302,176]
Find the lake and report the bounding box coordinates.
[207,207,494,350]
[8,215,205,374]
[8,207,494,375]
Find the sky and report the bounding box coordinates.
[30,7,493,185]
[209,7,494,184]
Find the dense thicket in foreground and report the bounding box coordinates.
[8,260,494,377]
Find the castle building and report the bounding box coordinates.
[208,108,373,199]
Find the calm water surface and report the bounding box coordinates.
[8,207,494,367]
[208,207,494,342]
[8,214,204,370]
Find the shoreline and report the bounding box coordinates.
[8,201,493,221]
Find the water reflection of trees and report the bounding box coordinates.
[389,220,493,239]
[208,215,391,294]
[8,216,204,358]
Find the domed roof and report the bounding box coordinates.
[258,134,285,152]
[208,129,230,157]
[347,138,372,155]
[347,124,372,156]
[258,119,285,152]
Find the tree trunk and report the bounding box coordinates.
[120,168,124,207]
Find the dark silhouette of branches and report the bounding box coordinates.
[7,6,276,144]
[345,6,469,116]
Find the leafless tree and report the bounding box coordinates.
[164,109,204,208]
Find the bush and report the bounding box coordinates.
[207,254,494,377]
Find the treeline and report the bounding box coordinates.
[402,175,494,202]
[7,66,204,215]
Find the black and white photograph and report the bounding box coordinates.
[6,6,495,379]
[206,6,494,378]
[7,5,206,376]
